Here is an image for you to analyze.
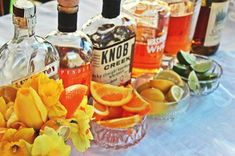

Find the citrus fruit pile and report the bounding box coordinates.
[135,70,185,116]
[90,81,150,128]
[172,51,218,92]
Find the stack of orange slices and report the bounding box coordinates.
[90,81,150,128]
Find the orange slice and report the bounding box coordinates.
[90,81,133,107]
[122,90,150,115]
[97,114,141,128]
[60,84,88,118]
[93,100,109,116]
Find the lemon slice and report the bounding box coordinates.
[166,85,184,102]
[154,70,184,86]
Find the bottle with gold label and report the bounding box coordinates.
[81,0,136,86]
[0,0,59,86]
[46,0,93,88]
[192,0,229,55]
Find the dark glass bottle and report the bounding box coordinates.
[192,0,229,55]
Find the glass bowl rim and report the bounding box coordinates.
[168,54,223,83]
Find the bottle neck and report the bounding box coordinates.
[102,0,121,19]
[12,16,36,39]
[58,5,78,33]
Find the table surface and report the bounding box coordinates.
[0,1,235,156]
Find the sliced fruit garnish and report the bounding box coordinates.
[122,90,150,115]
[136,82,151,93]
[150,79,175,93]
[177,50,196,65]
[90,81,133,107]
[173,63,191,77]
[140,88,165,102]
[154,70,184,86]
[93,100,109,116]
[101,106,124,120]
[166,85,184,102]
[60,84,88,118]
[191,60,213,73]
[197,73,218,81]
[188,71,201,92]
[96,114,142,128]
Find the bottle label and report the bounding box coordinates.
[12,61,59,86]
[204,2,229,47]
[147,33,166,54]
[59,64,91,88]
[92,36,135,86]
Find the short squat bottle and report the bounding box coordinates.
[192,0,229,55]
[46,0,93,88]
[0,0,59,86]
[82,0,136,86]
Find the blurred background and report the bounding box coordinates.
[0,0,52,16]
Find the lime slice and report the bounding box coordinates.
[166,85,184,102]
[173,63,191,77]
[191,60,213,73]
[197,73,218,81]
[154,70,184,86]
[188,71,201,92]
[177,51,196,65]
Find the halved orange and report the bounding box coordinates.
[122,90,150,115]
[90,81,133,107]
[93,100,109,116]
[60,84,88,118]
[97,114,142,128]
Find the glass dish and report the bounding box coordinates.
[91,116,147,149]
[132,74,190,120]
[168,54,223,96]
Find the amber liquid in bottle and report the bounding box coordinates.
[192,0,229,55]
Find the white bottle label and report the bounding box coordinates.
[92,37,135,86]
[147,33,166,53]
[204,2,229,47]
[12,61,59,86]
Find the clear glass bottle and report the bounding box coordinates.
[82,0,136,86]
[0,0,59,86]
[46,0,93,88]
[122,0,170,78]
[192,0,229,55]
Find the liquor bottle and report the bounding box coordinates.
[0,0,59,86]
[192,0,229,55]
[46,0,93,88]
[122,0,170,77]
[81,0,136,86]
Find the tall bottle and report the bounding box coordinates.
[192,0,229,55]
[46,0,93,88]
[82,0,136,86]
[0,0,59,86]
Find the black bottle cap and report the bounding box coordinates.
[102,0,121,19]
[58,5,78,32]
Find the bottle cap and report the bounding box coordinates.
[102,0,121,19]
[13,0,36,18]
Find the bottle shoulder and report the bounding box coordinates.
[81,14,136,49]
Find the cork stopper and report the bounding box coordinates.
[13,0,36,18]
[58,0,79,7]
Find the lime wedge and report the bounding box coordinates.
[197,73,218,81]
[188,71,201,92]
[177,51,196,65]
[173,63,191,77]
[191,60,213,73]
[166,85,184,102]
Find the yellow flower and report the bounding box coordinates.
[47,102,67,119]
[69,99,94,152]
[38,74,64,108]
[14,87,48,129]
[31,127,71,156]
[0,139,32,156]
[0,112,6,127]
[0,97,7,116]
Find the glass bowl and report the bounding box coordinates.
[132,73,190,120]
[91,116,147,149]
[168,54,223,96]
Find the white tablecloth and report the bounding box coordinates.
[0,1,235,156]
